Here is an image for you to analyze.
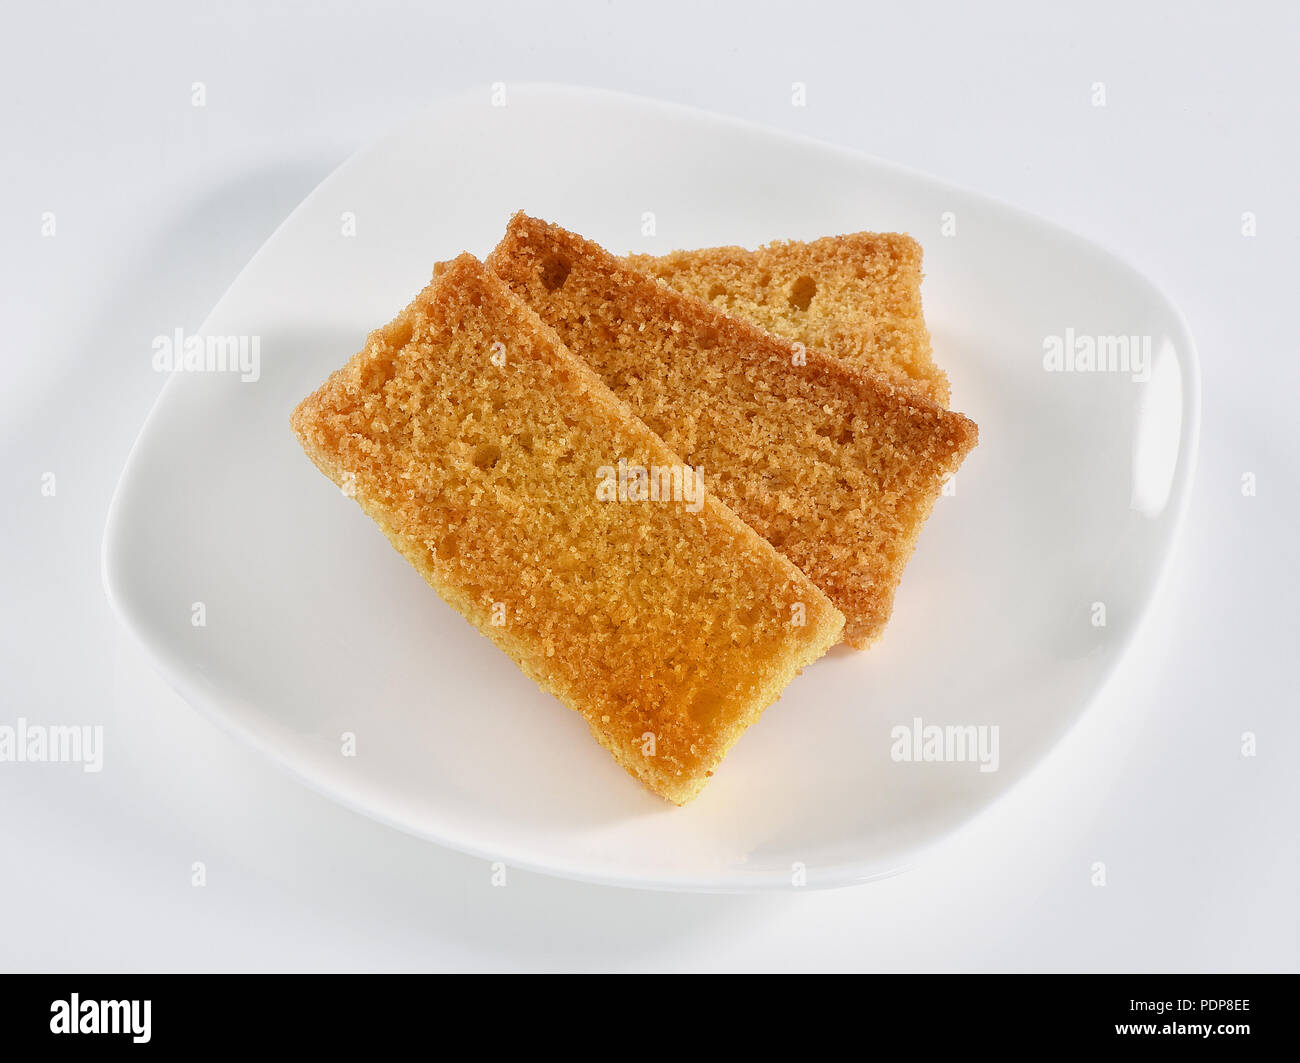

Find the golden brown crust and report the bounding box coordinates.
[487,214,978,647]
[291,254,844,804]
[624,232,950,406]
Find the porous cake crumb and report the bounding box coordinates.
[291,254,844,804]
[625,232,950,405]
[487,214,978,648]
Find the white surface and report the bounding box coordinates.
[1,0,1296,968]
[103,86,1200,890]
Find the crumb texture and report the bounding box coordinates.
[488,214,978,647]
[291,255,843,804]
[625,232,951,406]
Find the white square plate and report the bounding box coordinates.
[103,84,1199,890]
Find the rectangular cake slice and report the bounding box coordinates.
[624,232,950,406]
[486,214,978,648]
[291,254,844,804]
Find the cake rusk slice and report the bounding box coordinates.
[486,214,978,649]
[625,232,950,406]
[291,254,844,805]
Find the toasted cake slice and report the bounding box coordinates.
[624,233,950,406]
[487,214,978,648]
[291,254,844,804]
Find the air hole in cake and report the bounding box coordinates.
[471,443,502,469]
[687,686,731,726]
[706,283,727,302]
[641,415,670,439]
[551,550,581,573]
[789,275,817,311]
[435,534,458,561]
[361,354,397,390]
[540,254,571,291]
[382,316,414,349]
[757,271,772,287]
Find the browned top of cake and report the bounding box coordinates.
[625,232,950,405]
[487,214,978,648]
[291,254,844,803]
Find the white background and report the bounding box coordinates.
[2,0,1297,971]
